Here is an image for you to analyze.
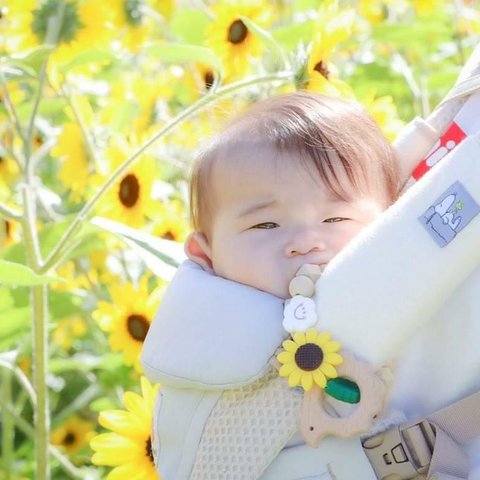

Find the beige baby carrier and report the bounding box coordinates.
[142,43,480,480]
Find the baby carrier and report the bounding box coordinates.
[141,43,480,480]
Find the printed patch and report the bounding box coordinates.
[419,181,480,247]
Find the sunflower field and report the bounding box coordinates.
[0,0,478,479]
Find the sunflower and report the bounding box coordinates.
[52,123,90,203]
[195,63,219,92]
[361,93,404,142]
[0,218,20,247]
[28,0,114,68]
[277,328,343,392]
[152,199,189,243]
[2,0,39,53]
[359,0,389,25]
[205,0,273,79]
[299,4,354,98]
[52,316,87,350]
[90,376,160,480]
[95,136,158,228]
[0,150,20,186]
[92,277,162,372]
[109,0,156,53]
[51,415,96,454]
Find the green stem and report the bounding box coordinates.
[25,0,66,182]
[31,284,50,480]
[21,186,43,271]
[60,85,100,169]
[21,185,49,480]
[0,359,37,407]
[0,71,27,145]
[40,71,293,273]
[1,369,14,479]
[5,405,85,480]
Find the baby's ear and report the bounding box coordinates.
[184,232,213,272]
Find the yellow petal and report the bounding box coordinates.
[283,339,298,352]
[305,328,318,343]
[99,410,146,438]
[313,369,327,388]
[323,341,341,353]
[293,331,306,346]
[279,363,296,377]
[301,372,313,391]
[315,332,331,346]
[320,363,338,378]
[325,352,343,365]
[277,351,294,364]
[123,392,149,421]
[288,369,302,387]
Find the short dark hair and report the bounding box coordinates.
[190,91,401,234]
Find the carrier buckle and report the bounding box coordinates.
[362,420,436,480]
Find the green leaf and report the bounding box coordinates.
[0,306,31,351]
[169,8,211,45]
[272,21,315,51]
[59,49,115,74]
[49,354,102,374]
[91,216,185,281]
[240,16,289,68]
[145,42,224,76]
[0,260,59,286]
[8,45,55,77]
[0,215,102,265]
[49,291,83,319]
[0,287,14,311]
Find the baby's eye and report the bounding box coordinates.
[323,217,349,223]
[251,222,279,229]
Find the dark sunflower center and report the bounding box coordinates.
[34,134,44,148]
[4,220,10,237]
[146,436,154,463]
[119,173,140,208]
[127,314,149,341]
[63,432,76,445]
[295,343,324,371]
[313,60,330,80]
[228,19,248,44]
[162,231,175,241]
[204,70,215,90]
[32,0,83,44]
[124,0,144,26]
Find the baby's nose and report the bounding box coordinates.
[285,230,326,257]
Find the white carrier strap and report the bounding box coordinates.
[315,133,480,368]
[363,391,480,480]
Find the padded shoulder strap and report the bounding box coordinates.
[315,134,480,368]
[141,261,287,389]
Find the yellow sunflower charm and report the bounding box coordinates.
[277,328,343,391]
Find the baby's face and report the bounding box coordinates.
[207,151,385,298]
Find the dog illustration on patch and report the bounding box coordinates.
[419,181,480,248]
[423,193,463,245]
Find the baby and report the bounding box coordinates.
[142,92,410,480]
[185,91,400,299]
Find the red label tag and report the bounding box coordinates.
[412,122,467,181]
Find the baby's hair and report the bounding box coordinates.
[190,91,401,235]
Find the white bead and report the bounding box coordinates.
[296,264,323,282]
[283,296,317,333]
[289,275,315,297]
